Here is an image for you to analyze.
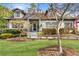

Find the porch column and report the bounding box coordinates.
[8,22,12,29]
[32,23,33,32]
[27,18,30,32]
[39,19,42,31]
[27,18,30,38]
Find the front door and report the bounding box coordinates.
[30,21,39,32]
[32,23,37,32]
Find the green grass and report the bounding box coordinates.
[0,40,79,56]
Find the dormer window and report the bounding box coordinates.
[15,11,20,17]
[13,8,25,18]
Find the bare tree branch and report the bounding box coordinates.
[60,4,71,20]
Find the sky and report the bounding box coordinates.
[0,3,49,11]
[0,3,79,16]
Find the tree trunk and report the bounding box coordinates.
[57,28,63,55]
[19,29,21,40]
[55,14,63,54]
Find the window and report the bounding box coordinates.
[15,11,20,17]
[12,23,24,28]
[65,22,73,28]
[46,22,57,28]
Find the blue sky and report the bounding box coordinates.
[0,3,49,11]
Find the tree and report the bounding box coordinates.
[0,5,13,28]
[30,3,37,9]
[67,4,79,33]
[0,5,13,19]
[48,3,71,55]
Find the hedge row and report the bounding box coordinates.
[0,29,26,39]
[42,28,75,35]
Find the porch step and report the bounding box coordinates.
[27,32,38,38]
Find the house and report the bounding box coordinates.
[6,8,76,38]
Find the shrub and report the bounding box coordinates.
[0,33,14,39]
[42,28,56,35]
[5,29,21,34]
[51,28,57,34]
[59,28,75,34]
[37,32,43,36]
[69,28,75,34]
[0,29,28,37]
[0,29,21,35]
[0,29,21,34]
[59,28,64,34]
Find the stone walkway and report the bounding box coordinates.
[38,34,79,40]
[60,34,79,39]
[7,34,79,40]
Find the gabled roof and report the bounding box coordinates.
[6,8,75,20]
[12,8,26,15]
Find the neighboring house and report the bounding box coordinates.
[74,17,79,32]
[6,8,76,38]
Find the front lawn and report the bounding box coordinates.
[0,40,79,56]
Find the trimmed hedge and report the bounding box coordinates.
[42,28,75,36]
[59,28,64,34]
[0,33,14,39]
[0,29,21,34]
[59,28,75,34]
[42,28,57,35]
[0,29,27,38]
[0,29,22,38]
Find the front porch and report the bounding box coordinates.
[27,19,40,38]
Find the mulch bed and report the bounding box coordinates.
[38,45,79,56]
[7,37,32,42]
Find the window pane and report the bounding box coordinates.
[46,22,57,28]
[16,11,20,17]
[12,23,23,28]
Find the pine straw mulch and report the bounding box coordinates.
[38,45,79,56]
